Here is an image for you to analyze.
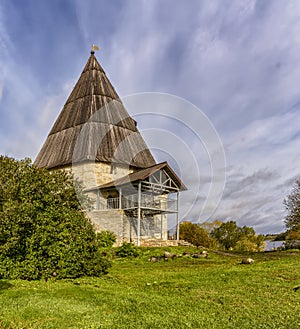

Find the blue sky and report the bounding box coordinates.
[1,0,300,234]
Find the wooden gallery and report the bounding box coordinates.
[35,48,186,246]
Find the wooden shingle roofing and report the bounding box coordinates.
[34,53,156,169]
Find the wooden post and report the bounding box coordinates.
[137,181,141,247]
[176,191,180,242]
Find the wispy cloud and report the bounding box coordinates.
[0,0,299,233]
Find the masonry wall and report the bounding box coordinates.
[88,209,125,245]
[71,161,135,189]
[87,210,168,245]
[122,214,168,243]
[54,161,169,244]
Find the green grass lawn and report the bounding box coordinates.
[0,248,299,329]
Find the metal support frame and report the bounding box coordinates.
[119,188,122,210]
[137,181,141,246]
[176,191,180,242]
[96,190,100,210]
[96,175,182,245]
[160,213,163,240]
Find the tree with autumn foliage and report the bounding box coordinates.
[284,179,300,248]
[179,221,218,248]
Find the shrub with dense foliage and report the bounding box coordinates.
[0,156,111,280]
[96,230,116,248]
[115,242,140,258]
[179,221,218,248]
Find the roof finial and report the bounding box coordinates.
[91,44,100,55]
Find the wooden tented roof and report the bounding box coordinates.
[34,52,156,169]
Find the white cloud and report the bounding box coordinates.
[68,1,300,233]
[1,0,300,234]
[212,109,300,233]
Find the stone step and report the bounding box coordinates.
[139,239,192,247]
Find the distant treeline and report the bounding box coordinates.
[264,232,287,241]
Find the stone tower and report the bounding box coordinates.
[35,50,186,245]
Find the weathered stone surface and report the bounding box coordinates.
[72,162,134,190]
[87,209,169,246]
[54,162,171,245]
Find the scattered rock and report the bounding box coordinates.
[192,253,200,258]
[164,252,176,259]
[241,258,254,264]
[149,256,161,262]
[192,251,208,258]
[149,250,209,263]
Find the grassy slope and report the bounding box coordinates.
[0,248,299,329]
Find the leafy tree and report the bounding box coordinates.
[274,231,287,241]
[213,221,265,251]
[199,220,223,233]
[235,235,265,252]
[212,221,241,250]
[0,156,111,280]
[251,234,266,252]
[284,179,300,243]
[179,221,217,248]
[234,237,259,252]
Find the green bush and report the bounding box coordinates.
[0,156,111,280]
[96,231,116,248]
[115,242,140,258]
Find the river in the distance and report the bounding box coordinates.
[265,240,285,251]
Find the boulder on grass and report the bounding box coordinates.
[149,256,161,262]
[241,258,254,264]
[164,252,176,259]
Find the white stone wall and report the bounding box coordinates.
[88,209,124,245]
[54,161,169,244]
[122,215,168,243]
[71,162,134,189]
